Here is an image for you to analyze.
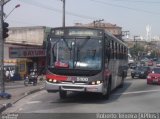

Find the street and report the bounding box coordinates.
[3,77,160,114]
[1,1,160,119]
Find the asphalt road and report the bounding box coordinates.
[3,77,160,114]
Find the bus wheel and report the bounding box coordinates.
[59,90,67,99]
[102,79,111,100]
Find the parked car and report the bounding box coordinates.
[156,61,160,67]
[130,63,137,69]
[147,68,160,85]
[140,61,145,66]
[128,57,134,67]
[141,58,149,62]
[153,58,158,61]
[147,60,153,66]
[131,66,151,79]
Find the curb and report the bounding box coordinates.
[13,86,44,104]
[0,86,44,113]
[0,103,12,113]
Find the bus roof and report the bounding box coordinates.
[50,26,128,48]
[50,27,104,37]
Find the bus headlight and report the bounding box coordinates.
[90,80,102,85]
[53,79,57,83]
[49,79,52,82]
[48,79,58,83]
[96,81,101,85]
[91,82,96,85]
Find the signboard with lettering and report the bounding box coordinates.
[68,29,102,36]
[9,47,46,58]
[51,28,103,37]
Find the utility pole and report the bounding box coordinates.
[93,19,104,27]
[122,31,130,38]
[0,0,11,98]
[61,0,65,28]
[121,30,130,41]
[134,36,139,48]
[4,4,20,20]
[134,35,139,61]
[0,0,5,94]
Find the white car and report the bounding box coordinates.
[128,58,134,66]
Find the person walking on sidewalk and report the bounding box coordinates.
[10,68,15,81]
[5,68,10,81]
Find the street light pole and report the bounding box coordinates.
[0,0,5,94]
[0,0,11,98]
[4,4,20,20]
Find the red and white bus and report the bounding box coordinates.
[45,27,128,99]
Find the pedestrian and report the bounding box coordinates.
[5,68,10,81]
[10,68,15,81]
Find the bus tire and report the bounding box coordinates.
[102,78,111,100]
[59,90,67,99]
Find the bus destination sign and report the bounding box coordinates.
[52,28,103,37]
[68,29,103,37]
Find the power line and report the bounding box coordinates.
[111,0,160,4]
[6,19,40,26]
[18,0,100,20]
[90,0,160,15]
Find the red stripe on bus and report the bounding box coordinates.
[46,74,67,81]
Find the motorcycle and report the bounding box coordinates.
[24,70,38,86]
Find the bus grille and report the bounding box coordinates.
[62,86,84,90]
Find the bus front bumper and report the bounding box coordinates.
[45,81,103,93]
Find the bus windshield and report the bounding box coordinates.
[47,37,102,70]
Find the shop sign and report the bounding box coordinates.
[9,47,46,58]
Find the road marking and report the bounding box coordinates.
[27,101,41,104]
[113,89,160,96]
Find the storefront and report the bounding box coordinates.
[7,46,46,79]
[4,58,32,79]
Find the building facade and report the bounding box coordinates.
[74,22,122,40]
[4,26,50,79]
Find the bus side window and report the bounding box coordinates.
[115,42,117,59]
[105,37,110,63]
[106,44,110,60]
[119,44,121,59]
[124,47,126,59]
[123,47,125,59]
[112,40,114,59]
[121,45,123,59]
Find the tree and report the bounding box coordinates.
[129,44,145,60]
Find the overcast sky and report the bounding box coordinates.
[4,0,160,37]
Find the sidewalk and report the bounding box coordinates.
[0,80,45,113]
